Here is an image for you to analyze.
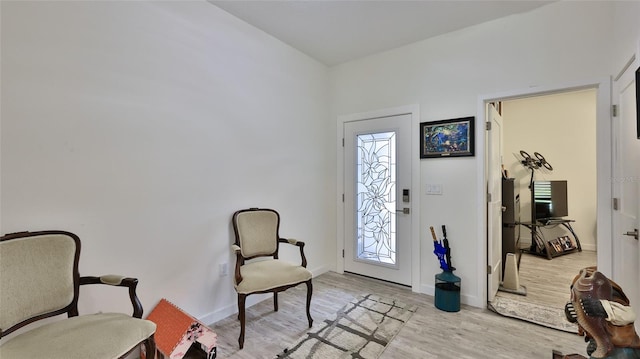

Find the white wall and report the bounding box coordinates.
[329,1,619,307]
[612,1,640,75]
[502,89,597,251]
[2,0,639,323]
[0,1,332,323]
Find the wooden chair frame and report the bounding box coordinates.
[231,208,313,349]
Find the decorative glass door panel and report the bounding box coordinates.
[356,131,397,267]
[343,113,412,286]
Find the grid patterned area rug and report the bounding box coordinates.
[276,294,417,359]
[489,295,578,334]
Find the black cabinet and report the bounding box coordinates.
[501,178,520,278]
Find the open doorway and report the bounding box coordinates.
[488,89,598,330]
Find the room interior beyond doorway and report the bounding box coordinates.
[501,88,597,252]
[490,88,598,322]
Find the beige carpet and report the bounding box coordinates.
[276,294,417,359]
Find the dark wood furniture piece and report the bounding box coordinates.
[0,230,156,359]
[231,208,313,349]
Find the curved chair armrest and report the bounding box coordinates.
[278,238,308,268]
[278,238,305,246]
[79,275,144,318]
[231,244,244,284]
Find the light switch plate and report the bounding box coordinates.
[426,184,443,195]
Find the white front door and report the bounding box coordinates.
[487,103,504,301]
[343,114,412,286]
[612,55,639,330]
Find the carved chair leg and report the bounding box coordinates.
[306,280,313,327]
[274,291,279,312]
[238,294,246,349]
[144,335,157,359]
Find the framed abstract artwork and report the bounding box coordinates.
[420,116,475,158]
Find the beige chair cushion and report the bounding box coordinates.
[0,313,156,359]
[235,259,312,294]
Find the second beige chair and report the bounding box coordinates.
[231,208,313,349]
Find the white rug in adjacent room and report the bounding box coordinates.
[489,295,578,334]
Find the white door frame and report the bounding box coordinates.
[477,78,612,305]
[486,103,504,302]
[612,52,640,324]
[336,105,421,291]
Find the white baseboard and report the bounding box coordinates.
[420,282,481,308]
[580,243,596,251]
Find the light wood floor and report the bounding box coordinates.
[496,250,597,309]
[210,270,590,359]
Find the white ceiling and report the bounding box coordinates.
[209,0,555,66]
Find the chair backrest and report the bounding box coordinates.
[0,230,80,337]
[232,208,280,259]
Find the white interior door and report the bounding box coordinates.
[612,56,640,331]
[487,103,504,302]
[344,114,412,286]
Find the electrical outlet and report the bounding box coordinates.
[220,262,229,277]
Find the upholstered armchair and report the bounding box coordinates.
[231,208,313,349]
[0,230,156,359]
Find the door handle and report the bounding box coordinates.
[396,208,410,214]
[623,229,638,240]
